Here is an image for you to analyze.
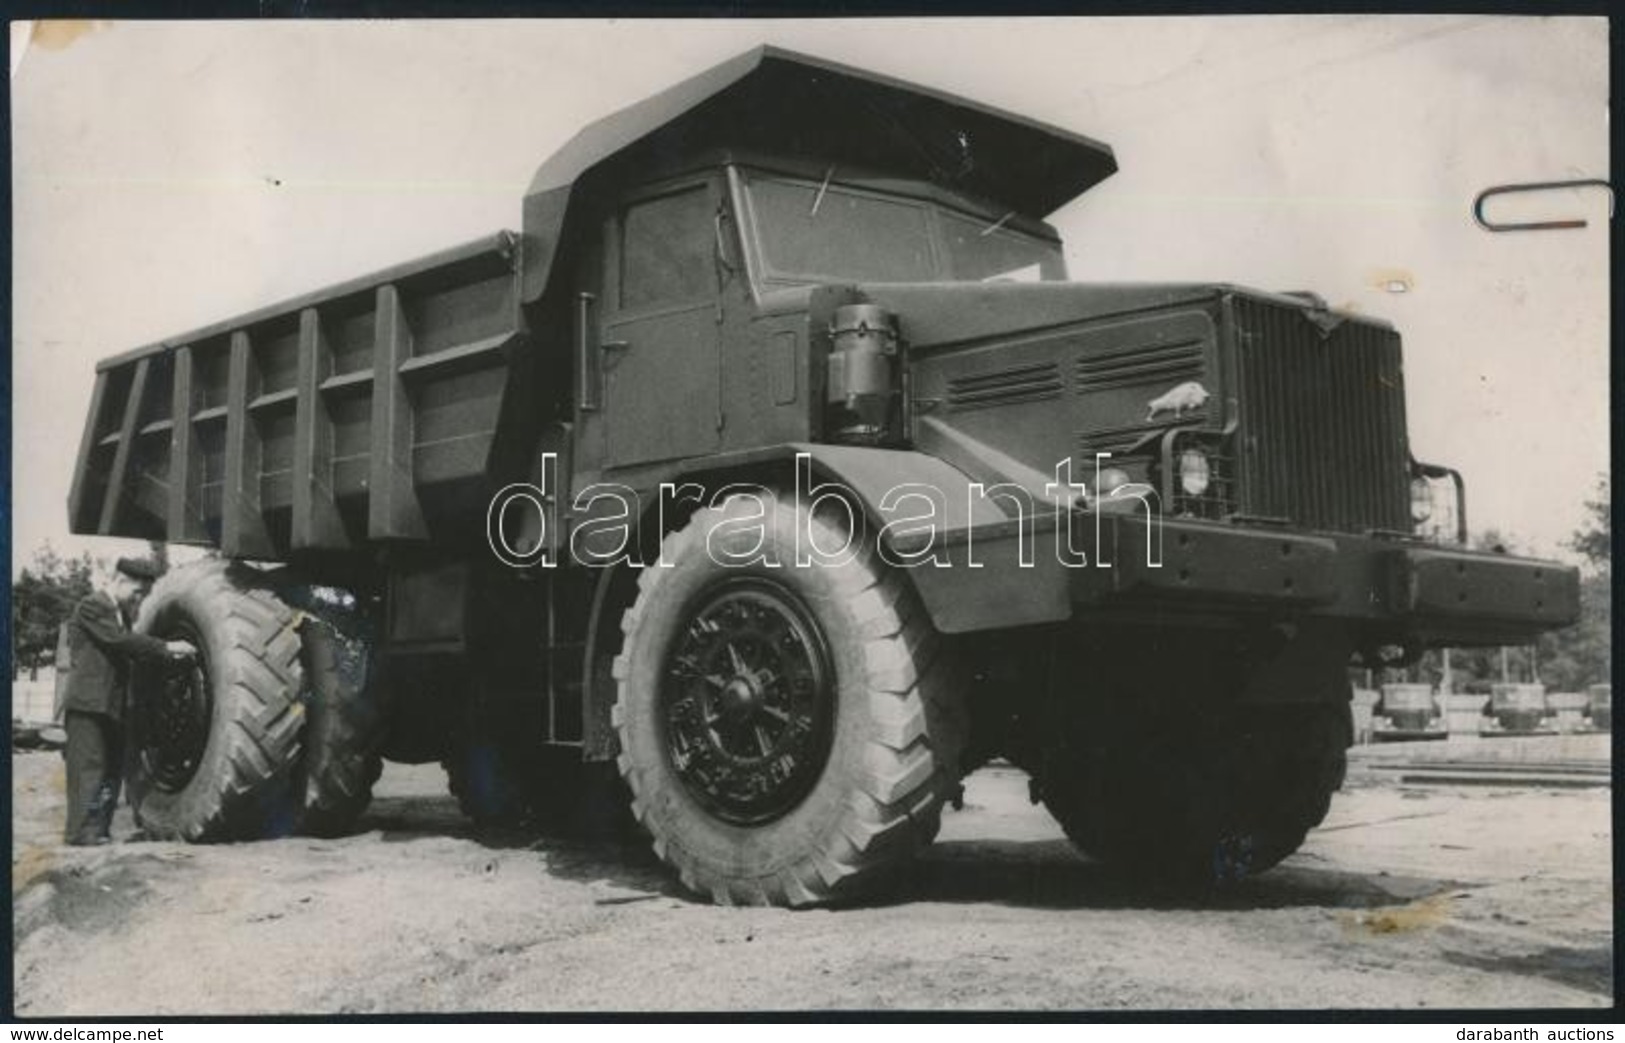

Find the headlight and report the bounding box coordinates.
[1177,449,1211,496]
[1410,475,1434,523]
[1096,466,1133,496]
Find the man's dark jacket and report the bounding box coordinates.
[59,592,168,720]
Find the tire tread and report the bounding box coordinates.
[614,499,969,907]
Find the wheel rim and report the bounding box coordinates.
[659,578,836,825]
[135,622,213,793]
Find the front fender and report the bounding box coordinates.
[774,443,1074,634]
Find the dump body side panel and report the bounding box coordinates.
[68,233,529,559]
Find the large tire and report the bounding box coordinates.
[443,695,543,828]
[128,561,305,841]
[612,494,966,906]
[1042,700,1349,888]
[443,695,635,838]
[285,596,384,837]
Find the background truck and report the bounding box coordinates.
[1482,683,1554,736]
[1586,683,1611,730]
[68,46,1579,904]
[1371,683,1447,742]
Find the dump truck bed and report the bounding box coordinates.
[68,232,529,558]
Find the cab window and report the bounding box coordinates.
[744,177,935,285]
[619,186,713,311]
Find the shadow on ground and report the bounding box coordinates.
[903,838,1465,913]
[350,786,1463,913]
[1442,946,1615,999]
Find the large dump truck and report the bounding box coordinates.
[69,47,1579,903]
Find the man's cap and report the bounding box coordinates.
[114,557,162,582]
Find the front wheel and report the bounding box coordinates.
[1042,701,1349,887]
[613,495,966,906]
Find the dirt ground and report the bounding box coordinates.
[10,735,1613,1015]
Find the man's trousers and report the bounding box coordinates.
[63,710,123,843]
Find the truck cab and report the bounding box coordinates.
[568,154,1067,476]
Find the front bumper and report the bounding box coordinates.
[1371,714,1449,741]
[905,512,1579,643]
[1080,516,1578,643]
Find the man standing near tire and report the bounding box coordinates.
[59,557,194,846]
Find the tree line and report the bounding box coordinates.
[10,541,169,680]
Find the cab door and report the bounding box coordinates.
[600,179,723,468]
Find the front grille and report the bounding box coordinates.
[1231,296,1411,533]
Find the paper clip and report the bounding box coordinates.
[1472,179,1613,232]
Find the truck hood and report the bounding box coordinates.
[851,280,1373,351]
[835,279,1404,535]
[837,279,1379,512]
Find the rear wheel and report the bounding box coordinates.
[613,494,966,906]
[287,599,385,837]
[443,692,633,837]
[1042,700,1349,887]
[128,561,305,841]
[443,695,543,828]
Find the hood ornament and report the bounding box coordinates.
[1145,381,1210,422]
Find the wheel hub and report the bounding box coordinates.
[660,580,835,825]
[135,625,212,794]
[719,672,763,718]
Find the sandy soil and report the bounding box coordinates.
[10,736,1613,1015]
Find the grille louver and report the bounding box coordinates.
[1076,419,1169,461]
[946,360,1063,410]
[1075,339,1203,394]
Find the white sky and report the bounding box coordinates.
[10,16,1610,573]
